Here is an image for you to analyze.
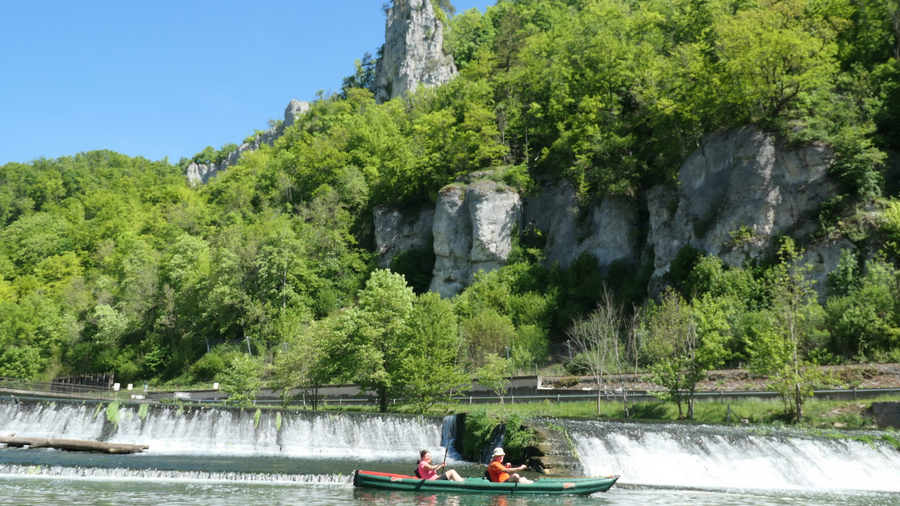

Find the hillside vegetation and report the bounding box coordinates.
[1,0,899,418]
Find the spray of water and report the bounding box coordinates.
[0,399,446,460]
[566,420,900,493]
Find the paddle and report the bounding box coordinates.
[441,447,448,470]
[525,463,547,475]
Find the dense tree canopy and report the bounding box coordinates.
[1,0,898,416]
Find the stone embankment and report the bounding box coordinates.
[872,402,900,429]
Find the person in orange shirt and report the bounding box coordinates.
[486,447,533,484]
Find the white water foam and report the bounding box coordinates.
[568,421,900,493]
[0,464,348,485]
[0,400,450,460]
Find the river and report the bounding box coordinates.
[1,398,899,506]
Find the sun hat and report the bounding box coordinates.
[492,447,505,457]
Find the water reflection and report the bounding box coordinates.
[2,477,899,506]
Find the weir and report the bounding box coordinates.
[0,398,447,460]
[6,397,900,495]
[564,420,900,493]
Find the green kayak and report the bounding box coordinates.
[353,470,619,495]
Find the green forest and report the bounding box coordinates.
[1,0,899,417]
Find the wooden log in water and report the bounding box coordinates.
[0,437,49,448]
[0,436,148,453]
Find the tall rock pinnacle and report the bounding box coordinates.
[371,0,458,104]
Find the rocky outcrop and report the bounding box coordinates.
[648,127,836,279]
[523,184,639,270]
[374,127,849,299]
[371,0,457,104]
[186,100,309,184]
[430,181,522,298]
[374,206,434,268]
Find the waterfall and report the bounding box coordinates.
[0,399,449,460]
[566,420,900,493]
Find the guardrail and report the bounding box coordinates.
[5,375,899,408]
[0,376,117,400]
[155,386,900,408]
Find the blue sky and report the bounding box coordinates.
[0,1,493,166]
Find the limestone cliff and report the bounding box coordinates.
[371,0,457,104]
[374,206,434,269]
[647,127,836,281]
[374,127,854,299]
[186,100,309,184]
[523,183,639,270]
[430,181,522,298]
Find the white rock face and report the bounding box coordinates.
[523,183,639,269]
[523,184,579,267]
[374,206,435,268]
[648,127,836,278]
[579,198,640,267]
[283,99,309,130]
[374,128,845,299]
[186,99,309,184]
[371,0,457,104]
[430,181,522,298]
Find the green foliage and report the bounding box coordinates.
[500,414,541,464]
[747,239,824,422]
[192,144,237,166]
[389,241,435,295]
[643,289,729,419]
[460,410,540,464]
[106,401,120,427]
[341,53,377,97]
[882,200,900,256]
[138,403,149,420]
[477,353,513,412]
[666,246,704,294]
[1,0,898,393]
[271,319,329,408]
[826,257,900,359]
[323,270,416,412]
[460,308,517,369]
[826,248,860,297]
[254,408,262,429]
[461,409,500,461]
[220,354,265,407]
[399,292,470,412]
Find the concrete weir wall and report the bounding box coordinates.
[872,402,900,429]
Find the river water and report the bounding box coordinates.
[1,398,899,506]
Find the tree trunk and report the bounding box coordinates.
[379,387,388,413]
[687,386,695,420]
[795,382,802,423]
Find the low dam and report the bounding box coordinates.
[2,397,900,496]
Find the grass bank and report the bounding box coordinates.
[282,394,900,430]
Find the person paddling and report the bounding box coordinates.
[417,450,464,482]
[487,447,533,484]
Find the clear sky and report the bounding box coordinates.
[0,1,494,166]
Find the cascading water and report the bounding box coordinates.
[565,420,900,493]
[0,399,449,461]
